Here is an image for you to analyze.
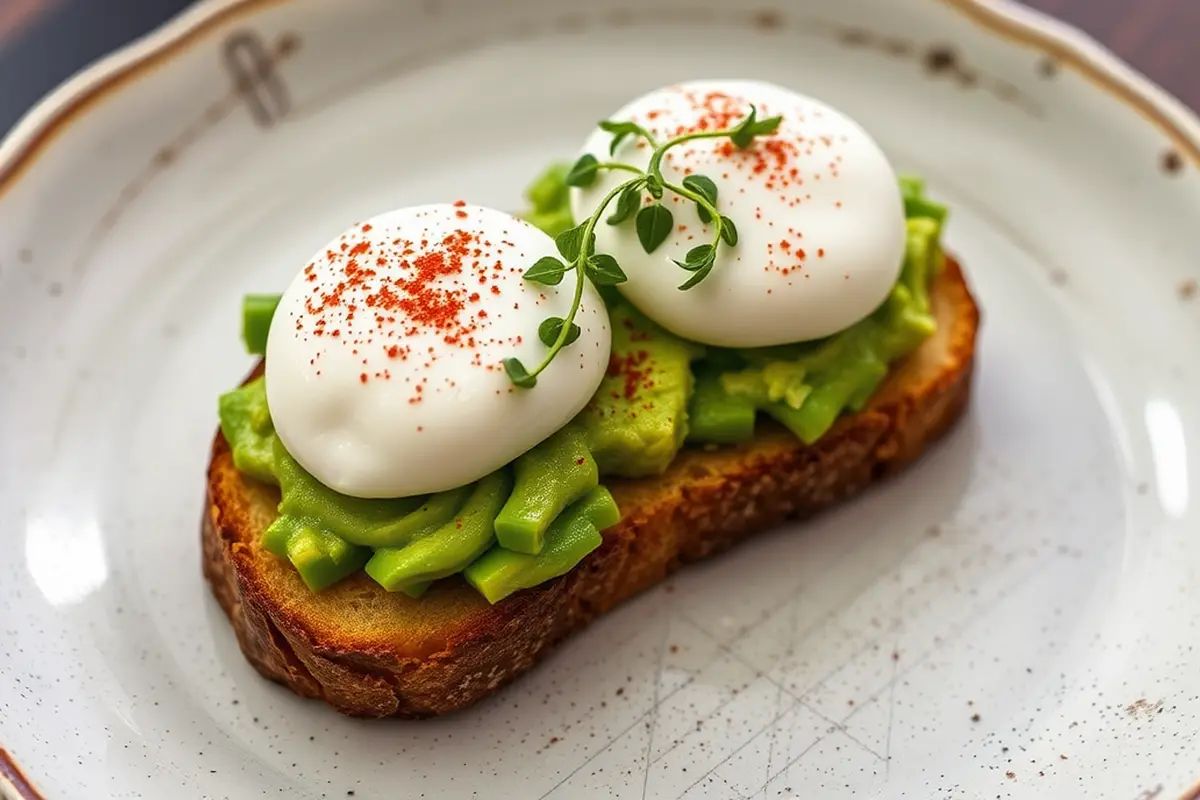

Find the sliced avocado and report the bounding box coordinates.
[464,486,620,605]
[365,470,512,595]
[242,294,281,356]
[578,301,704,478]
[687,365,757,445]
[494,425,598,554]
[217,377,279,485]
[262,516,371,592]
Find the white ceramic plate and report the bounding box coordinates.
[3,1,1200,798]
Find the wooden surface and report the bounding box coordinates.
[1021,0,1200,110]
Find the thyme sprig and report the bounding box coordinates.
[504,105,782,389]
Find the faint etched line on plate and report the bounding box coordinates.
[222,29,293,127]
[883,598,903,776]
[640,607,673,800]
[537,578,818,800]
[539,511,879,799]
[650,569,906,769]
[798,701,885,762]
[764,593,801,789]
[760,558,1053,791]
[656,617,892,798]
[672,702,797,800]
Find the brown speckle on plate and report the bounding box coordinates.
[276,31,301,57]
[1162,149,1185,175]
[924,45,958,73]
[1038,57,1060,78]
[752,9,783,32]
[1179,279,1198,300]
[838,28,871,47]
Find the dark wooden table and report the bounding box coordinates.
[0,1,1198,131]
[1023,0,1200,110]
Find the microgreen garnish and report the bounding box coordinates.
[506,104,781,388]
[538,317,582,347]
[636,204,674,253]
[523,256,568,286]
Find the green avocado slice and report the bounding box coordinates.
[261,516,371,592]
[494,425,598,555]
[365,470,512,597]
[464,486,620,605]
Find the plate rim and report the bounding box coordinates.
[2,0,1200,196]
[1,1,1199,798]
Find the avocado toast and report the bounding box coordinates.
[202,80,979,717]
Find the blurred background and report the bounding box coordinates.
[1,0,1198,134]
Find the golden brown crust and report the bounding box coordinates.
[202,258,980,718]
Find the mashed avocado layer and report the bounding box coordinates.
[219,167,946,600]
[218,379,605,600]
[579,300,704,478]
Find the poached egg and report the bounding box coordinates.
[265,203,612,499]
[570,79,906,348]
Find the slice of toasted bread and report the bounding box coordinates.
[203,257,979,718]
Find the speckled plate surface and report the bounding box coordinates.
[2,0,1200,798]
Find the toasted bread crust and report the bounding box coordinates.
[203,258,979,718]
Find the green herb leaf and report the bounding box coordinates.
[645,174,664,200]
[599,120,645,155]
[607,183,642,225]
[599,120,643,135]
[682,174,718,204]
[673,244,715,272]
[503,358,537,388]
[586,253,628,286]
[720,216,739,247]
[565,154,600,187]
[730,105,784,149]
[730,105,759,149]
[636,204,674,254]
[752,115,784,137]
[677,262,714,291]
[555,223,588,261]
[538,317,582,348]
[523,255,569,285]
[683,174,718,224]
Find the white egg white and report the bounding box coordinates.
[265,204,611,499]
[571,79,906,348]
